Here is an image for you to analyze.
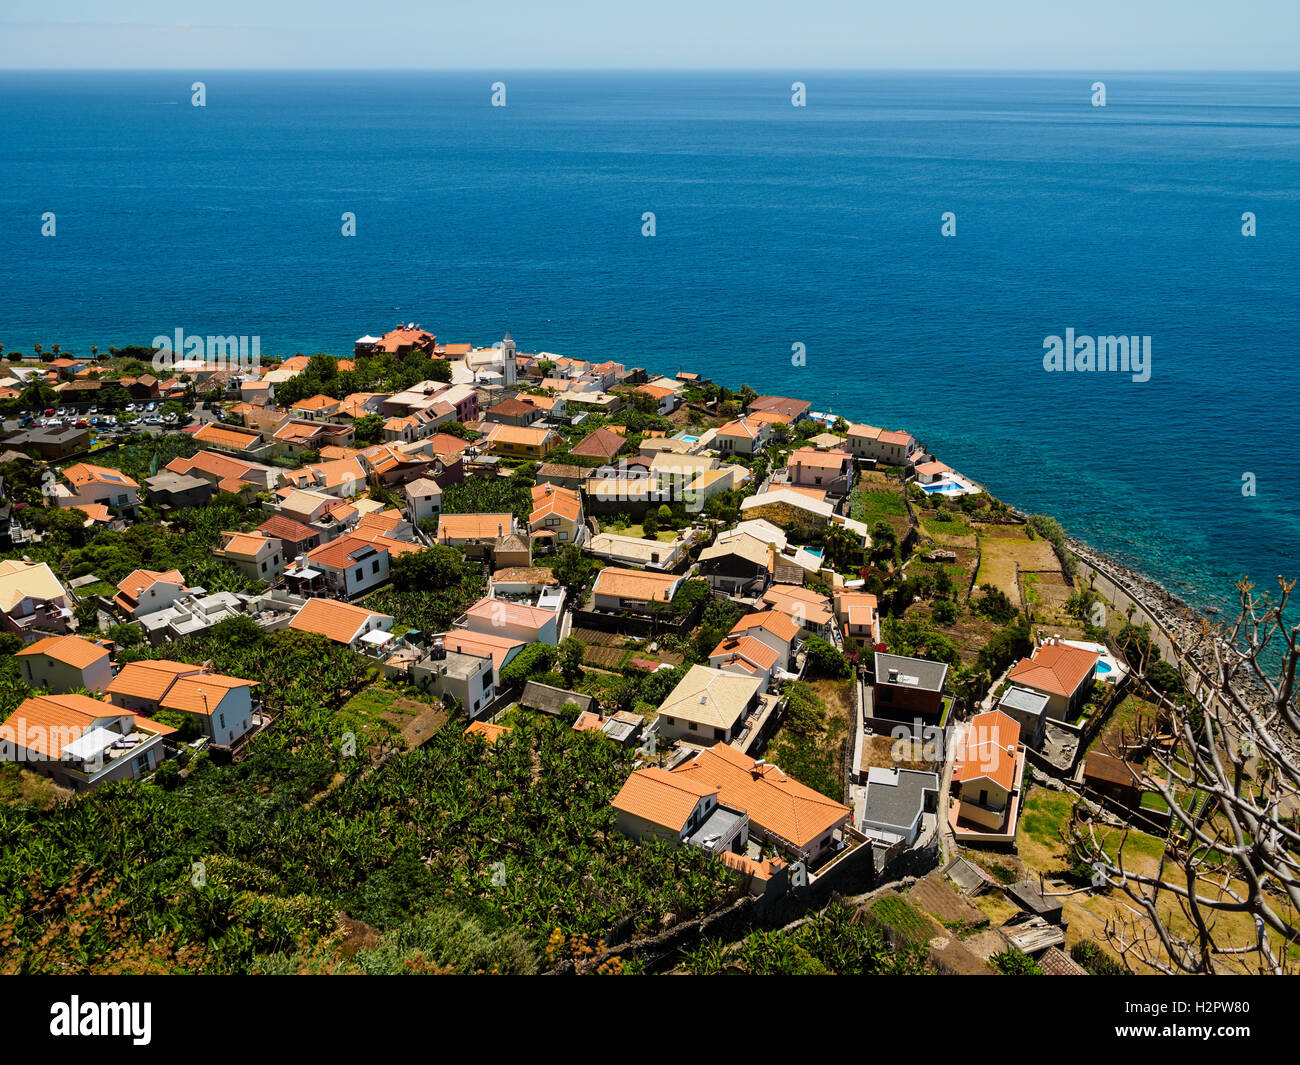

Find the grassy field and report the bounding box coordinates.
[976,534,1060,608]
[764,678,853,801]
[337,683,446,752]
[1091,693,1164,756]
[614,524,680,542]
[0,764,72,810]
[1010,786,1292,973]
[918,510,977,548]
[851,474,907,524]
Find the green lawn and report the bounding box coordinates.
[869,895,935,945]
[337,684,423,744]
[617,524,680,542]
[851,487,907,524]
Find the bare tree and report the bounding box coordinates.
[1066,577,1300,974]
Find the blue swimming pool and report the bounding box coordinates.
[1096,661,1113,675]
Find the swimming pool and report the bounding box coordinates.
[921,482,960,493]
[1096,661,1113,675]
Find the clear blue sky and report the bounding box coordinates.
[1,0,1296,70]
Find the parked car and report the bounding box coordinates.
[146,402,158,412]
[125,403,137,412]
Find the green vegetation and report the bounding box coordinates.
[803,636,851,679]
[991,947,1043,975]
[271,351,450,409]
[0,709,736,973]
[868,894,934,945]
[366,546,486,634]
[681,902,930,975]
[764,681,847,800]
[851,488,906,524]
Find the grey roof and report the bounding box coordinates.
[520,680,594,716]
[862,767,940,831]
[146,472,211,493]
[1007,880,1064,919]
[874,652,949,693]
[998,685,1050,716]
[686,805,746,851]
[421,649,490,680]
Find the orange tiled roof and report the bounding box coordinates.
[219,531,276,559]
[292,394,340,412]
[747,395,811,418]
[592,567,678,603]
[307,534,387,571]
[529,483,582,525]
[1008,641,1099,698]
[953,710,1021,792]
[74,503,113,523]
[788,447,852,470]
[761,583,833,626]
[709,634,781,672]
[115,568,185,609]
[16,634,110,669]
[437,512,513,541]
[672,744,850,849]
[443,630,525,671]
[569,426,625,459]
[730,610,800,645]
[193,423,262,450]
[107,660,204,703]
[289,598,387,644]
[611,767,717,832]
[63,462,138,490]
[0,693,123,759]
[256,513,317,544]
[159,673,257,716]
[464,721,511,744]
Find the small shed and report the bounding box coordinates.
[520,681,594,717]
[1005,879,1064,924]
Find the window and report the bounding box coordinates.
[688,721,698,731]
[355,568,363,581]
[371,560,380,574]
[260,561,267,573]
[219,713,225,729]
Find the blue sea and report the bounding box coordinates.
[2,70,1298,614]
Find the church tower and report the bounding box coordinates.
[502,332,517,387]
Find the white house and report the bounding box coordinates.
[15,635,114,693]
[404,477,443,526]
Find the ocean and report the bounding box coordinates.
[2,70,1298,613]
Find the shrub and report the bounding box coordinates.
[991,947,1043,975]
[931,599,958,626]
[803,636,851,679]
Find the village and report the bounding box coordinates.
[0,326,1235,975]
